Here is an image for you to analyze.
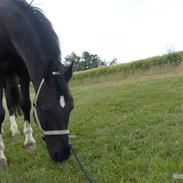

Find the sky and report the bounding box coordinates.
[27,0,183,63]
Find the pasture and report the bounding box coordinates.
[1,64,183,182]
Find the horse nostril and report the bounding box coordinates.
[54,150,71,162]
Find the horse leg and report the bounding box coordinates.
[0,83,7,168]
[4,89,20,137]
[20,79,36,149]
[9,115,20,137]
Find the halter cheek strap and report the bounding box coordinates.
[33,71,70,137]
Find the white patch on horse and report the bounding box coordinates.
[24,121,36,148]
[60,96,65,108]
[9,115,20,137]
[0,134,6,161]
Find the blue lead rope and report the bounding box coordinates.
[71,146,95,183]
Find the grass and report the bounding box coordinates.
[1,65,183,182]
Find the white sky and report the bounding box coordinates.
[27,0,183,63]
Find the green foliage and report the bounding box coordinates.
[64,51,107,71]
[165,51,182,65]
[64,52,81,71]
[109,58,117,65]
[73,51,183,80]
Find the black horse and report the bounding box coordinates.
[0,55,31,139]
[0,0,74,167]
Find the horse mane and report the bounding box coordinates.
[9,0,69,95]
[10,0,61,65]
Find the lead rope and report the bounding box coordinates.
[71,145,95,183]
[34,73,94,182]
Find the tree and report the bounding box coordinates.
[64,51,107,71]
[64,52,81,72]
[109,58,117,65]
[81,51,106,70]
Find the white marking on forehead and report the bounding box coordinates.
[60,96,65,108]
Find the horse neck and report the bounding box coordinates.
[27,56,60,93]
[22,54,48,92]
[1,1,58,92]
[30,64,46,92]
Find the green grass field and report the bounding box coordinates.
[1,65,183,182]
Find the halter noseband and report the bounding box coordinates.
[33,71,70,137]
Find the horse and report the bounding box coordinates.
[2,74,22,138]
[0,55,34,140]
[0,0,74,167]
[2,74,21,138]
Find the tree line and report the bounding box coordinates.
[64,51,117,72]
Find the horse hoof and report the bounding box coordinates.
[12,130,21,137]
[0,159,7,168]
[24,142,36,150]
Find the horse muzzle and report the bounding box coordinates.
[49,145,71,162]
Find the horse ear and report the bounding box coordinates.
[64,62,73,82]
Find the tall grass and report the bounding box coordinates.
[73,51,183,80]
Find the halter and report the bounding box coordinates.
[33,71,70,137]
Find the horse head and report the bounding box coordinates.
[34,63,74,162]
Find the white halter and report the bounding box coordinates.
[33,71,70,137]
